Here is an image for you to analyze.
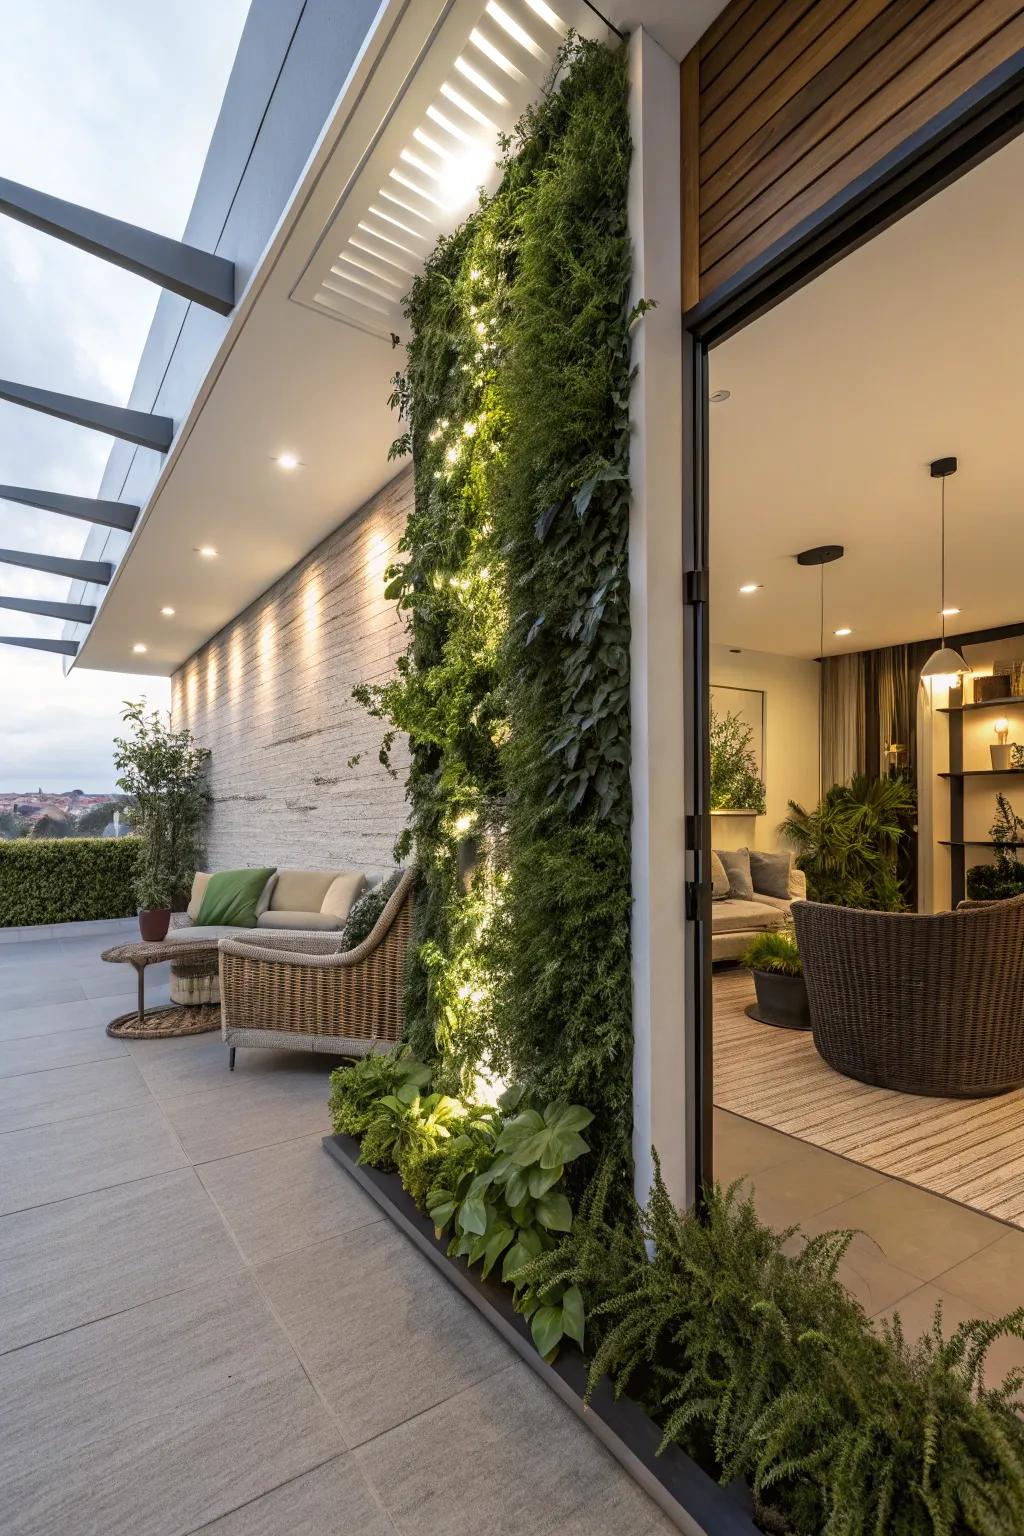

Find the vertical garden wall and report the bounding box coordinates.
[355,36,636,1174]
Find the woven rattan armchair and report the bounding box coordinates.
[792,894,1024,1098]
[218,868,414,1067]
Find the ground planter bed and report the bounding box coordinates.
[323,1133,758,1536]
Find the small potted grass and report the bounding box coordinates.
[741,931,810,1031]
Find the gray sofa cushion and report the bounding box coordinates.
[718,848,753,901]
[710,898,787,934]
[165,924,244,943]
[257,910,344,932]
[710,851,730,900]
[749,849,793,900]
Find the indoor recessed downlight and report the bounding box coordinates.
[275,451,300,471]
[834,627,853,637]
[161,606,175,617]
[133,643,147,654]
[710,389,731,403]
[941,606,961,616]
[196,546,218,558]
[739,583,761,594]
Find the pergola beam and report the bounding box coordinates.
[0,594,95,624]
[0,483,139,533]
[0,176,235,314]
[0,548,112,585]
[0,635,78,657]
[0,379,173,451]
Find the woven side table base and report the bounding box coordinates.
[106,1003,221,1040]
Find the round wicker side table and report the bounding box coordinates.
[100,938,221,1039]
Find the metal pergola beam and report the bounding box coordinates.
[0,176,235,314]
[0,635,78,657]
[0,547,112,585]
[0,594,95,623]
[0,483,138,533]
[0,379,173,451]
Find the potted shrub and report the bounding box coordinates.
[113,701,210,942]
[741,931,810,1030]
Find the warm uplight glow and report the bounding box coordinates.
[524,0,561,31]
[453,812,475,836]
[275,452,300,471]
[197,546,218,559]
[434,140,493,211]
[739,583,760,594]
[834,627,853,637]
[206,649,219,706]
[160,606,175,617]
[132,643,147,654]
[228,626,243,706]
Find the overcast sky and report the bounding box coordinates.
[0,0,250,791]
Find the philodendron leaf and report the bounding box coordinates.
[502,1239,535,1285]
[531,1304,564,1361]
[539,1129,589,1168]
[527,1163,563,1199]
[458,1193,488,1236]
[562,1285,585,1347]
[428,1197,457,1231]
[480,1226,515,1279]
[535,1191,573,1232]
[396,1081,421,1105]
[503,1166,531,1208]
[544,1103,594,1134]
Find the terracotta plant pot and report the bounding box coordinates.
[746,969,811,1030]
[138,908,171,943]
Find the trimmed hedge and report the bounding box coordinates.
[0,837,142,927]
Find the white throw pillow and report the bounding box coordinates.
[320,872,367,922]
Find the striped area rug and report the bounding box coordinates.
[714,968,1024,1228]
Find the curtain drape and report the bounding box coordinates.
[820,642,932,789]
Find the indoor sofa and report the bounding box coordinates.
[710,846,806,962]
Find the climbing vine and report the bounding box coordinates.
[355,38,635,1169]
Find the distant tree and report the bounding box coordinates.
[0,811,27,840]
[73,802,119,836]
[30,813,70,839]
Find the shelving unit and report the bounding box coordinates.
[941,694,1024,904]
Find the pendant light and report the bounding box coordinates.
[921,456,971,680]
[797,544,844,800]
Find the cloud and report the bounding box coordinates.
[0,0,251,785]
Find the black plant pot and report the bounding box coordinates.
[138,907,171,943]
[746,969,811,1030]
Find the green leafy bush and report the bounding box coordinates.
[710,707,767,815]
[741,931,802,976]
[328,1050,429,1138]
[0,836,142,926]
[780,774,916,911]
[967,793,1024,900]
[114,701,210,909]
[342,869,404,949]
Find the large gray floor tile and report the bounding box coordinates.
[0,978,87,1012]
[800,1177,1003,1283]
[0,1055,151,1133]
[0,1024,127,1077]
[81,964,171,998]
[198,1136,379,1264]
[356,1362,666,1536]
[162,1070,335,1162]
[0,1100,189,1215]
[0,996,112,1041]
[128,1032,332,1101]
[257,1222,512,1446]
[192,1455,395,1535]
[0,1277,344,1536]
[0,1168,244,1353]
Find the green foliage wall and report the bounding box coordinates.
[0,837,142,926]
[356,39,635,1167]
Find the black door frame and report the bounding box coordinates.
[682,47,1024,1198]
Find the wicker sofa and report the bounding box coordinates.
[218,867,414,1067]
[792,893,1024,1097]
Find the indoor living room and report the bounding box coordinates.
[706,124,1024,1344]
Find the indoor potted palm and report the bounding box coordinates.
[113,702,210,941]
[741,930,810,1030]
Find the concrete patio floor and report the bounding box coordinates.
[0,919,675,1536]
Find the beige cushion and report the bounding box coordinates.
[320,872,367,921]
[269,870,338,913]
[710,898,787,934]
[256,872,278,917]
[257,910,344,931]
[755,894,793,914]
[186,872,212,923]
[709,850,730,901]
[166,924,242,943]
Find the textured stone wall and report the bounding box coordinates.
[172,468,411,877]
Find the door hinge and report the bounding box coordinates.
[684,568,709,605]
[685,879,700,921]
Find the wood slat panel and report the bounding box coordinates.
[700,0,791,90]
[701,0,1024,266]
[701,0,822,122]
[701,7,1024,294]
[699,0,760,61]
[701,0,895,173]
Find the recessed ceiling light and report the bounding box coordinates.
[275,452,301,471]
[739,583,761,594]
[834,627,853,637]
[710,389,731,403]
[160,606,175,617]
[196,546,218,558]
[941,606,960,616]
[132,643,147,654]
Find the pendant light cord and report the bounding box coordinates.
[940,474,946,644]
[819,562,825,801]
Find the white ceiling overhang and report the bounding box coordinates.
[72,0,615,676]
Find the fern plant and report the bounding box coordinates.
[742,931,801,976]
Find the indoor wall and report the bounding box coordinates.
[171,469,411,875]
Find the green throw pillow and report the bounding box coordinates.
[196,867,276,928]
